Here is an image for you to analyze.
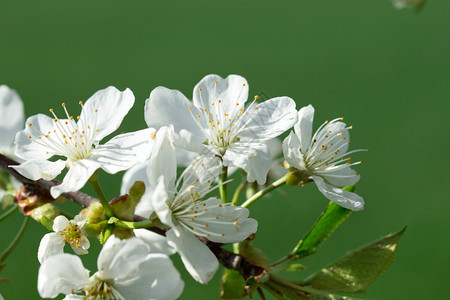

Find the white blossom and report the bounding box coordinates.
[38,235,184,300]
[12,87,153,198]
[0,85,24,156]
[38,215,90,263]
[283,105,366,210]
[144,74,298,185]
[145,126,258,284]
[0,85,25,202]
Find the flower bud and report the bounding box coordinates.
[30,203,60,224]
[81,202,106,224]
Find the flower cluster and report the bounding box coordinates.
[2,74,368,299]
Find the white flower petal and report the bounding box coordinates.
[294,105,314,154]
[97,236,151,282]
[37,233,65,263]
[145,86,205,137]
[166,226,219,284]
[121,163,153,218]
[239,96,297,141]
[322,167,360,187]
[178,156,222,194]
[150,176,177,229]
[73,215,87,227]
[193,197,258,244]
[92,128,154,174]
[265,138,283,159]
[312,176,364,211]
[38,253,89,298]
[193,74,249,115]
[71,235,90,255]
[223,142,272,185]
[269,158,287,179]
[53,215,70,232]
[50,159,101,198]
[79,86,134,142]
[14,114,63,160]
[115,253,184,300]
[134,229,176,256]
[0,85,24,154]
[282,131,305,170]
[175,146,200,167]
[172,128,208,154]
[146,126,177,190]
[63,295,84,300]
[11,159,66,181]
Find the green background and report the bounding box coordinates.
[1,0,449,299]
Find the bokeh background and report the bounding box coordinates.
[1,0,449,299]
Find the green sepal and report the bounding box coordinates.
[110,181,145,221]
[112,227,135,240]
[305,226,407,293]
[221,268,246,299]
[292,185,356,258]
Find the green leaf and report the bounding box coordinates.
[110,181,145,221]
[241,243,270,269]
[292,185,356,258]
[221,269,246,299]
[262,276,362,300]
[306,226,406,292]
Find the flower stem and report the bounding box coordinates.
[0,205,18,222]
[219,166,228,203]
[241,174,288,208]
[88,171,114,218]
[231,179,247,206]
[114,218,154,229]
[1,217,30,261]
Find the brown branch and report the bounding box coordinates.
[0,154,266,279]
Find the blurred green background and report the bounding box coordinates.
[0,0,449,299]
